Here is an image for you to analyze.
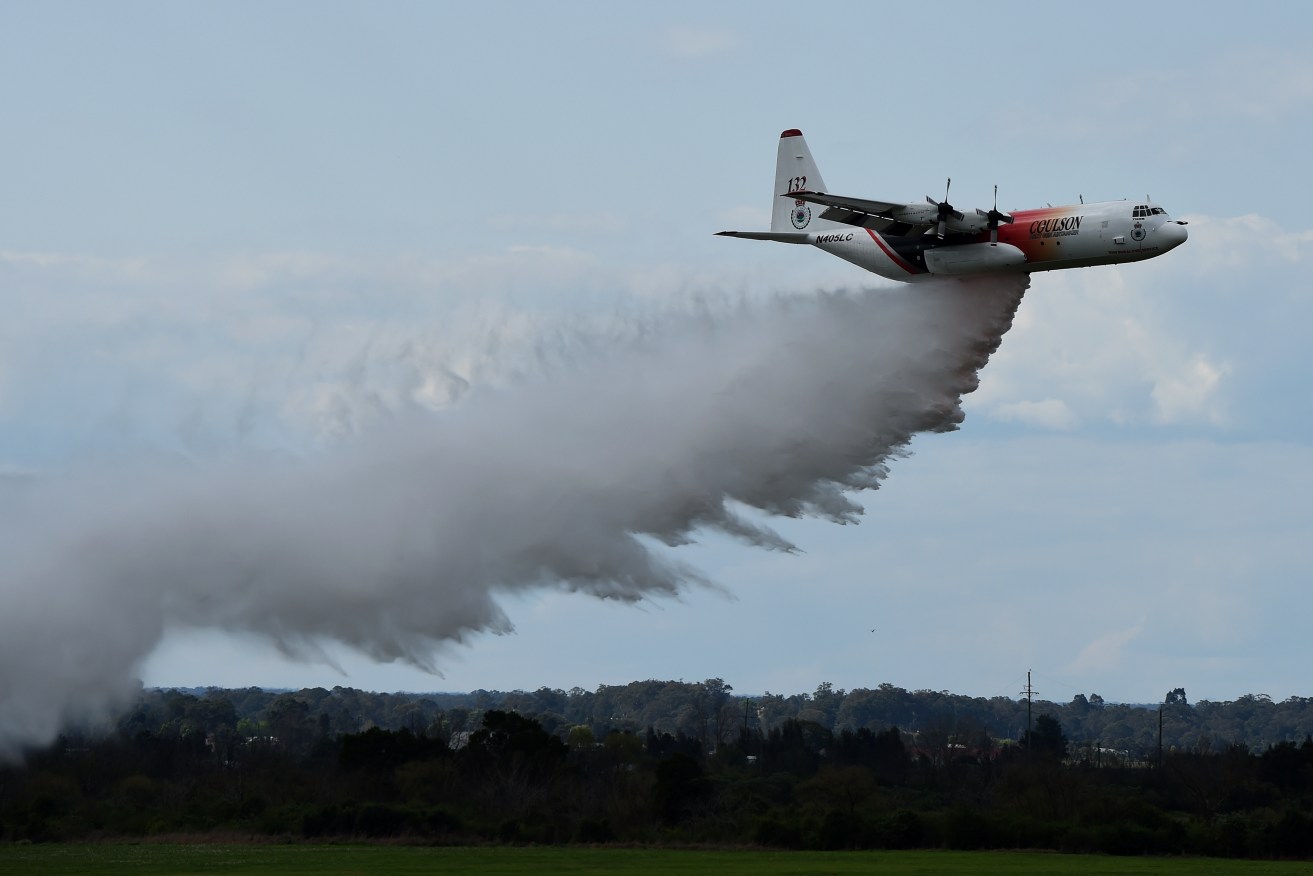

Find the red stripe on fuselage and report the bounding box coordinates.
[864,228,920,275]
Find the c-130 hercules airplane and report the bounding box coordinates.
[718,129,1188,281]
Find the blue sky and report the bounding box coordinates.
[2,3,1312,710]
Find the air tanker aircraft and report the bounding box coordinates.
[718,129,1188,281]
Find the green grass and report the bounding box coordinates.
[0,845,1309,876]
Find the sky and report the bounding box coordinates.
[2,2,1312,716]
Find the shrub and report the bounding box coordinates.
[942,806,995,850]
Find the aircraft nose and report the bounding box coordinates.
[1158,220,1188,250]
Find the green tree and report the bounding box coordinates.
[1021,713,1068,758]
[463,710,567,783]
[567,725,595,750]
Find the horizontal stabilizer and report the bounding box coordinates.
[715,231,812,244]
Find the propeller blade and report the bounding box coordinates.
[979,185,1014,238]
[929,178,962,236]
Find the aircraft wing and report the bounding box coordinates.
[787,191,904,217]
[787,190,936,235]
[788,190,990,236]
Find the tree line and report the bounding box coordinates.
[96,679,1313,758]
[3,679,1313,857]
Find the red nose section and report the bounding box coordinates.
[780,129,803,139]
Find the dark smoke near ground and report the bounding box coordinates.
[0,277,1026,758]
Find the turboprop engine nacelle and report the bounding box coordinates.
[923,242,1026,276]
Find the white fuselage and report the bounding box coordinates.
[810,200,1188,282]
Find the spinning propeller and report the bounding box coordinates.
[925,177,963,239]
[976,185,1014,243]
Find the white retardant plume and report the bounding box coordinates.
[0,277,1026,758]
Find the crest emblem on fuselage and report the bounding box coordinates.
[1131,221,1147,242]
[791,200,811,229]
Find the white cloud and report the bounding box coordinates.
[486,212,632,235]
[1186,46,1313,122]
[661,27,737,58]
[972,264,1231,430]
[1,249,161,289]
[1068,621,1145,674]
[1151,355,1227,425]
[210,251,361,293]
[994,46,1313,142]
[991,398,1078,430]
[1175,213,1313,272]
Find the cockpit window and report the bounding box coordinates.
[1132,205,1150,218]
[1150,207,1166,215]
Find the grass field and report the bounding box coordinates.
[1,845,1310,876]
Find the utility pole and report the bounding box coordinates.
[1019,670,1038,753]
[1157,706,1164,770]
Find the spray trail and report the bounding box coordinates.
[0,277,1026,757]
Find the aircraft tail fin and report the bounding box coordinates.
[771,129,843,233]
